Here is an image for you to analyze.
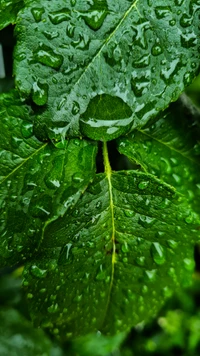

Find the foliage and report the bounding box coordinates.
[1,0,200,354]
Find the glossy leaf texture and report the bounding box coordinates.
[117,95,200,215]
[22,147,200,338]
[14,0,200,141]
[0,91,97,267]
[0,0,24,30]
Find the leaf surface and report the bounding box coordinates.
[14,0,200,141]
[0,0,24,30]
[117,96,200,215]
[0,91,97,267]
[22,143,200,337]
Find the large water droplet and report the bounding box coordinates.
[81,0,108,31]
[21,121,33,138]
[34,44,63,69]
[31,7,45,22]
[48,8,71,24]
[32,80,48,106]
[151,242,166,265]
[80,94,133,141]
[31,265,48,278]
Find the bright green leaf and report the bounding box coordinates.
[22,143,200,338]
[0,0,24,30]
[14,0,200,141]
[0,91,97,267]
[117,95,200,215]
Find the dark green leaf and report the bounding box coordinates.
[22,143,200,338]
[0,307,63,356]
[0,0,24,30]
[117,95,200,215]
[0,91,97,267]
[14,0,200,141]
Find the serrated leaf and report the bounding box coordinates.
[22,143,200,338]
[0,0,24,30]
[117,95,200,215]
[0,91,97,267]
[14,0,200,141]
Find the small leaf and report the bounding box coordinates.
[14,0,200,141]
[0,0,24,30]
[0,91,97,267]
[117,95,200,215]
[22,144,200,337]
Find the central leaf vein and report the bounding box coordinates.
[102,142,116,325]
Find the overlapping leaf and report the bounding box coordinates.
[117,95,200,215]
[22,144,200,337]
[0,91,97,267]
[14,0,200,141]
[0,0,24,30]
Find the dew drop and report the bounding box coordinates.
[138,181,149,190]
[183,258,195,271]
[31,265,48,279]
[48,8,71,24]
[34,44,63,69]
[32,80,48,106]
[72,173,84,183]
[21,122,33,138]
[31,7,45,22]
[80,94,133,141]
[151,242,166,265]
[72,101,80,115]
[81,0,108,31]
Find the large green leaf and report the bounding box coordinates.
[117,95,200,215]
[22,143,200,338]
[0,0,24,30]
[14,0,200,141]
[0,91,97,267]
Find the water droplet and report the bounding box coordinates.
[163,286,173,298]
[155,6,171,19]
[48,303,59,313]
[31,265,48,278]
[43,30,59,40]
[139,216,155,228]
[121,242,129,253]
[66,23,75,38]
[72,172,84,183]
[124,209,134,217]
[71,34,90,50]
[80,94,133,141]
[144,269,157,282]
[32,80,48,106]
[21,122,33,138]
[34,44,63,69]
[151,44,162,56]
[181,33,197,48]
[31,7,45,22]
[70,0,76,5]
[48,8,71,24]
[138,181,149,190]
[27,293,33,299]
[183,258,195,271]
[151,242,166,265]
[81,0,108,31]
[136,256,145,266]
[167,240,178,249]
[72,101,80,115]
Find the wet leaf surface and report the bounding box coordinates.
[0,0,24,30]
[14,0,200,141]
[0,91,97,267]
[22,143,200,337]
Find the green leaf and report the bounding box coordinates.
[0,307,63,356]
[14,0,200,141]
[0,91,97,267]
[0,0,24,30]
[117,95,200,215]
[22,143,199,338]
